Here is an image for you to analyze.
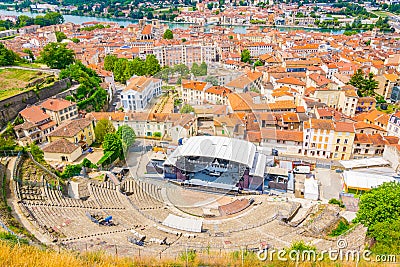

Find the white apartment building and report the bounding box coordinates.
[121,76,162,111]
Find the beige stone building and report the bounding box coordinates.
[43,138,82,162]
[47,118,95,148]
[41,98,78,125]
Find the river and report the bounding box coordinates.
[0,9,347,34]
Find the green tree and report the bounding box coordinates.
[254,60,263,67]
[199,62,207,76]
[363,72,378,96]
[180,104,195,113]
[0,43,18,66]
[355,182,400,254]
[116,125,136,151]
[205,76,219,86]
[349,69,365,91]
[94,119,115,143]
[241,49,251,63]
[144,54,161,76]
[40,42,75,69]
[191,62,199,76]
[355,182,400,228]
[29,143,44,163]
[104,54,118,71]
[113,58,128,83]
[61,164,82,179]
[369,220,400,254]
[22,48,34,61]
[55,31,67,42]
[163,29,173,39]
[16,15,34,28]
[173,64,190,77]
[71,38,80,43]
[103,133,123,159]
[128,57,145,76]
[153,132,162,138]
[349,69,378,97]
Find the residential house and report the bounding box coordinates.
[303,119,335,158]
[274,77,306,95]
[331,122,355,160]
[204,86,232,105]
[356,97,376,113]
[261,128,303,155]
[40,98,78,125]
[42,138,82,162]
[375,73,400,100]
[225,71,263,93]
[14,106,56,146]
[338,87,358,117]
[383,144,400,172]
[47,118,95,148]
[181,80,211,105]
[353,133,398,159]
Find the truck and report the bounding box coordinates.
[293,165,311,174]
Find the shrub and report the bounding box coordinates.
[328,198,345,208]
[329,220,350,237]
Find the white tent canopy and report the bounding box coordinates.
[164,136,257,168]
[343,170,398,190]
[162,214,203,233]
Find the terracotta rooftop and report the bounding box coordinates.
[47,118,93,138]
[205,86,232,96]
[276,77,305,86]
[261,128,303,142]
[335,122,355,133]
[124,76,159,93]
[20,106,50,124]
[41,98,75,112]
[304,119,334,130]
[182,81,208,91]
[42,138,81,154]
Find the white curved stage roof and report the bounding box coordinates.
[165,136,257,168]
[163,214,203,233]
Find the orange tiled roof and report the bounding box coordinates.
[182,81,208,91]
[141,24,152,35]
[276,77,305,86]
[335,121,355,133]
[20,106,50,124]
[304,119,334,130]
[205,86,232,96]
[41,98,75,112]
[261,128,303,142]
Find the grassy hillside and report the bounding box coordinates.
[0,68,52,100]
